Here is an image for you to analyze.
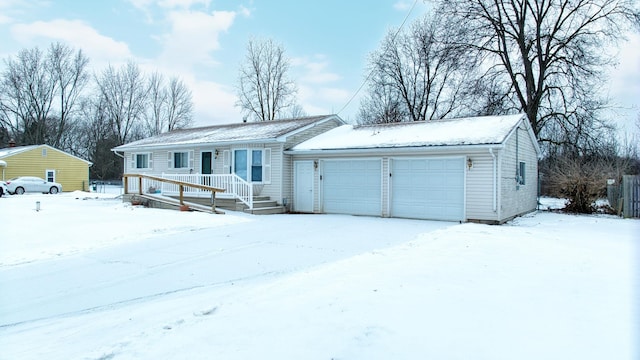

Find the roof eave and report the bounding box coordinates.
[275,115,344,142]
[112,137,283,152]
[285,143,506,156]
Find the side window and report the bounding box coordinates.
[518,161,526,185]
[251,150,263,182]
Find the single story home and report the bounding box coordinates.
[0,144,93,192]
[113,113,540,223]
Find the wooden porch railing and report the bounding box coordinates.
[161,173,254,209]
[123,173,225,212]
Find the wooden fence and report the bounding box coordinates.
[622,175,640,218]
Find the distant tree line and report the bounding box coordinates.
[0,42,194,180]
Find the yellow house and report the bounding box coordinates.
[0,144,92,192]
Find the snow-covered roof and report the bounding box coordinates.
[113,115,342,151]
[292,114,529,151]
[0,144,92,165]
[0,145,40,158]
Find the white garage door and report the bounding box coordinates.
[322,159,382,216]
[391,158,465,221]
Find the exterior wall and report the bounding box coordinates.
[465,151,499,222]
[499,123,539,221]
[282,150,293,209]
[291,148,507,222]
[123,142,284,203]
[281,118,344,208]
[381,158,390,217]
[1,146,90,191]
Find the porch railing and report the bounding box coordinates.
[160,173,254,209]
[123,173,225,212]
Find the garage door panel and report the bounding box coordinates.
[392,158,464,221]
[323,160,381,216]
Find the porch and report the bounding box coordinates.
[124,173,286,214]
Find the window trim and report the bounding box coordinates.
[232,148,271,184]
[167,150,194,170]
[131,152,153,170]
[45,169,56,183]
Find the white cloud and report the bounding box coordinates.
[0,14,12,24]
[158,10,236,69]
[158,0,211,9]
[10,19,133,66]
[292,55,341,84]
[189,79,242,125]
[393,1,412,11]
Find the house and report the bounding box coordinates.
[0,144,93,192]
[111,115,345,213]
[113,113,540,223]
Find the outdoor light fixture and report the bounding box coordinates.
[314,160,318,170]
[467,158,473,169]
[215,149,219,158]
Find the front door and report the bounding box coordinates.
[201,152,213,174]
[201,151,213,186]
[294,161,314,212]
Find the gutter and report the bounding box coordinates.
[112,149,125,159]
[113,137,283,153]
[284,143,506,156]
[489,148,498,212]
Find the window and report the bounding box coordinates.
[233,148,271,183]
[234,150,248,180]
[131,153,152,170]
[167,151,193,169]
[251,150,263,182]
[517,161,526,185]
[46,170,55,183]
[174,152,189,168]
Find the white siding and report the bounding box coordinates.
[499,124,539,221]
[465,152,499,222]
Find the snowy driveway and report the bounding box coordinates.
[0,206,453,328]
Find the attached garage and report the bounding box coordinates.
[322,159,381,216]
[287,114,540,224]
[391,158,465,221]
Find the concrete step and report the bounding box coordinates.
[252,200,278,208]
[244,206,286,215]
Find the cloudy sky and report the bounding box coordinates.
[0,0,638,131]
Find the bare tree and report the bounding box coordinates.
[165,76,193,131]
[0,47,56,145]
[145,71,168,136]
[236,38,298,121]
[0,43,89,148]
[439,0,640,148]
[358,13,474,124]
[145,73,193,135]
[95,61,149,145]
[49,42,90,149]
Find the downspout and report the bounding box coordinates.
[489,148,497,212]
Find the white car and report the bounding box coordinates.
[0,181,7,197]
[5,176,63,195]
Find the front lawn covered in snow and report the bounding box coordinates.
[0,191,638,359]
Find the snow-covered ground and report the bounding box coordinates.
[0,190,638,359]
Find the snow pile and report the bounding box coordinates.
[0,193,638,359]
[0,191,248,266]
